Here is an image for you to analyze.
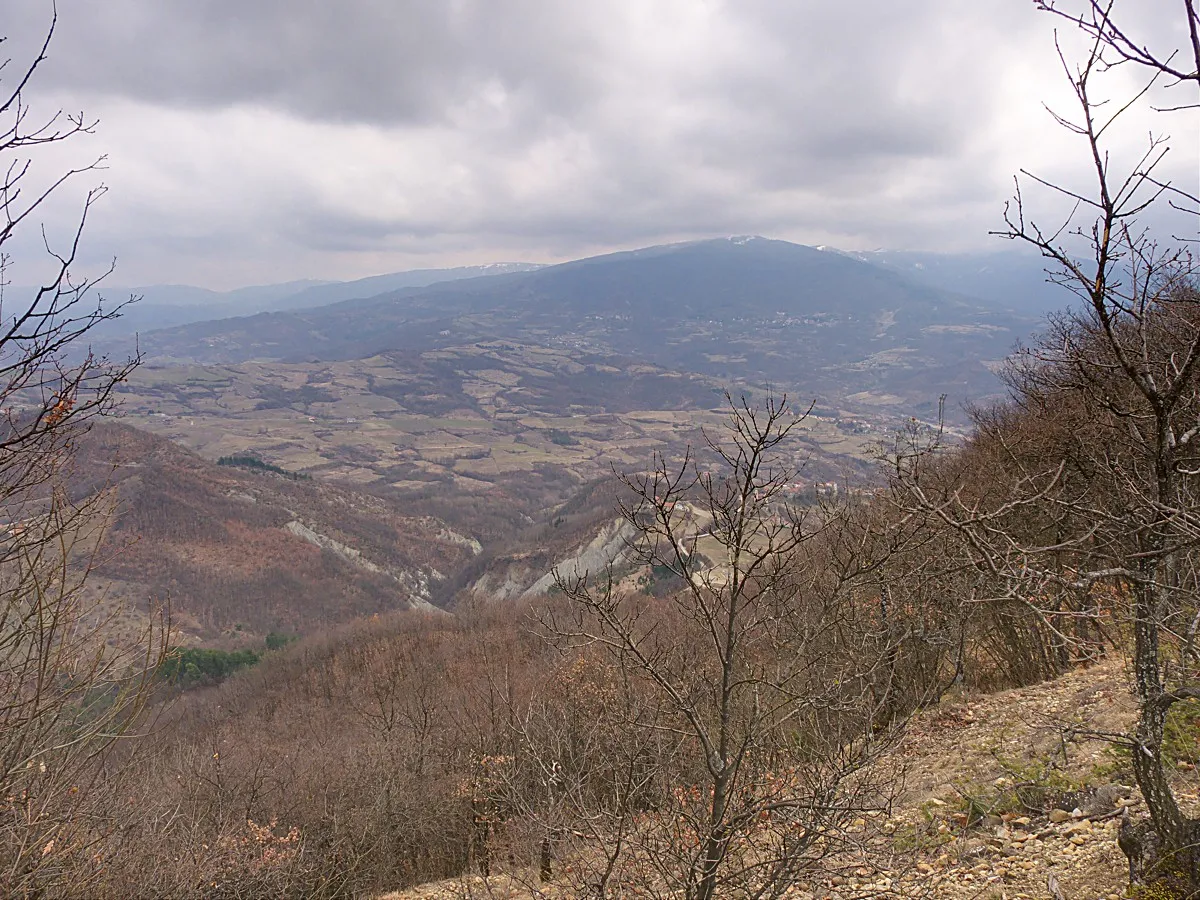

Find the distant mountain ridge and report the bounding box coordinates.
[81,239,1062,342]
[121,236,1046,415]
[82,262,546,336]
[836,247,1064,316]
[275,262,544,309]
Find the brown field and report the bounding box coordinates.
[116,341,903,492]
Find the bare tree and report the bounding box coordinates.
[0,11,165,897]
[890,0,1200,889]
[531,395,908,899]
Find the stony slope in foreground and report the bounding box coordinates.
[382,656,1200,899]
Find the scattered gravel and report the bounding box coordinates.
[382,656,1200,899]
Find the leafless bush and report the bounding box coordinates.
[0,10,166,898]
[889,0,1200,886]
[503,395,918,898]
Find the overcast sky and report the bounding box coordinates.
[3,0,1195,290]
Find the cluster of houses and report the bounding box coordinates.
[781,480,841,498]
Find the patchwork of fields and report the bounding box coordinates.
[117,340,894,493]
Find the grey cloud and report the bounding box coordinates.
[17,0,611,126]
[4,0,1190,289]
[19,0,1014,142]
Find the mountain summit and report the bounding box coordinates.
[128,237,1036,413]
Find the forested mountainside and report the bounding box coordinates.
[72,422,703,634]
[121,238,1039,416]
[71,423,481,642]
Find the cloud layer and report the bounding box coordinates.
[3,0,1194,288]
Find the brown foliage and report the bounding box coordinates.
[72,423,479,638]
[0,12,168,896]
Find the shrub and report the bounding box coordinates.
[217,455,311,480]
[160,647,262,688]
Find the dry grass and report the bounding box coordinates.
[378,657,1164,900]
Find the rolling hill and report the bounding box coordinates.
[80,238,1049,572]
[72,423,482,645]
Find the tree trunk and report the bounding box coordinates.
[539,834,552,882]
[1127,576,1200,890]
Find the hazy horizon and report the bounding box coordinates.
[5,0,1194,290]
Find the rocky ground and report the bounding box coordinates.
[382,655,1200,899]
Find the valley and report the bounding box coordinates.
[117,240,1038,421]
[115,342,888,494]
[7,1,1197,893]
[77,238,1013,648]
[99,237,1007,542]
